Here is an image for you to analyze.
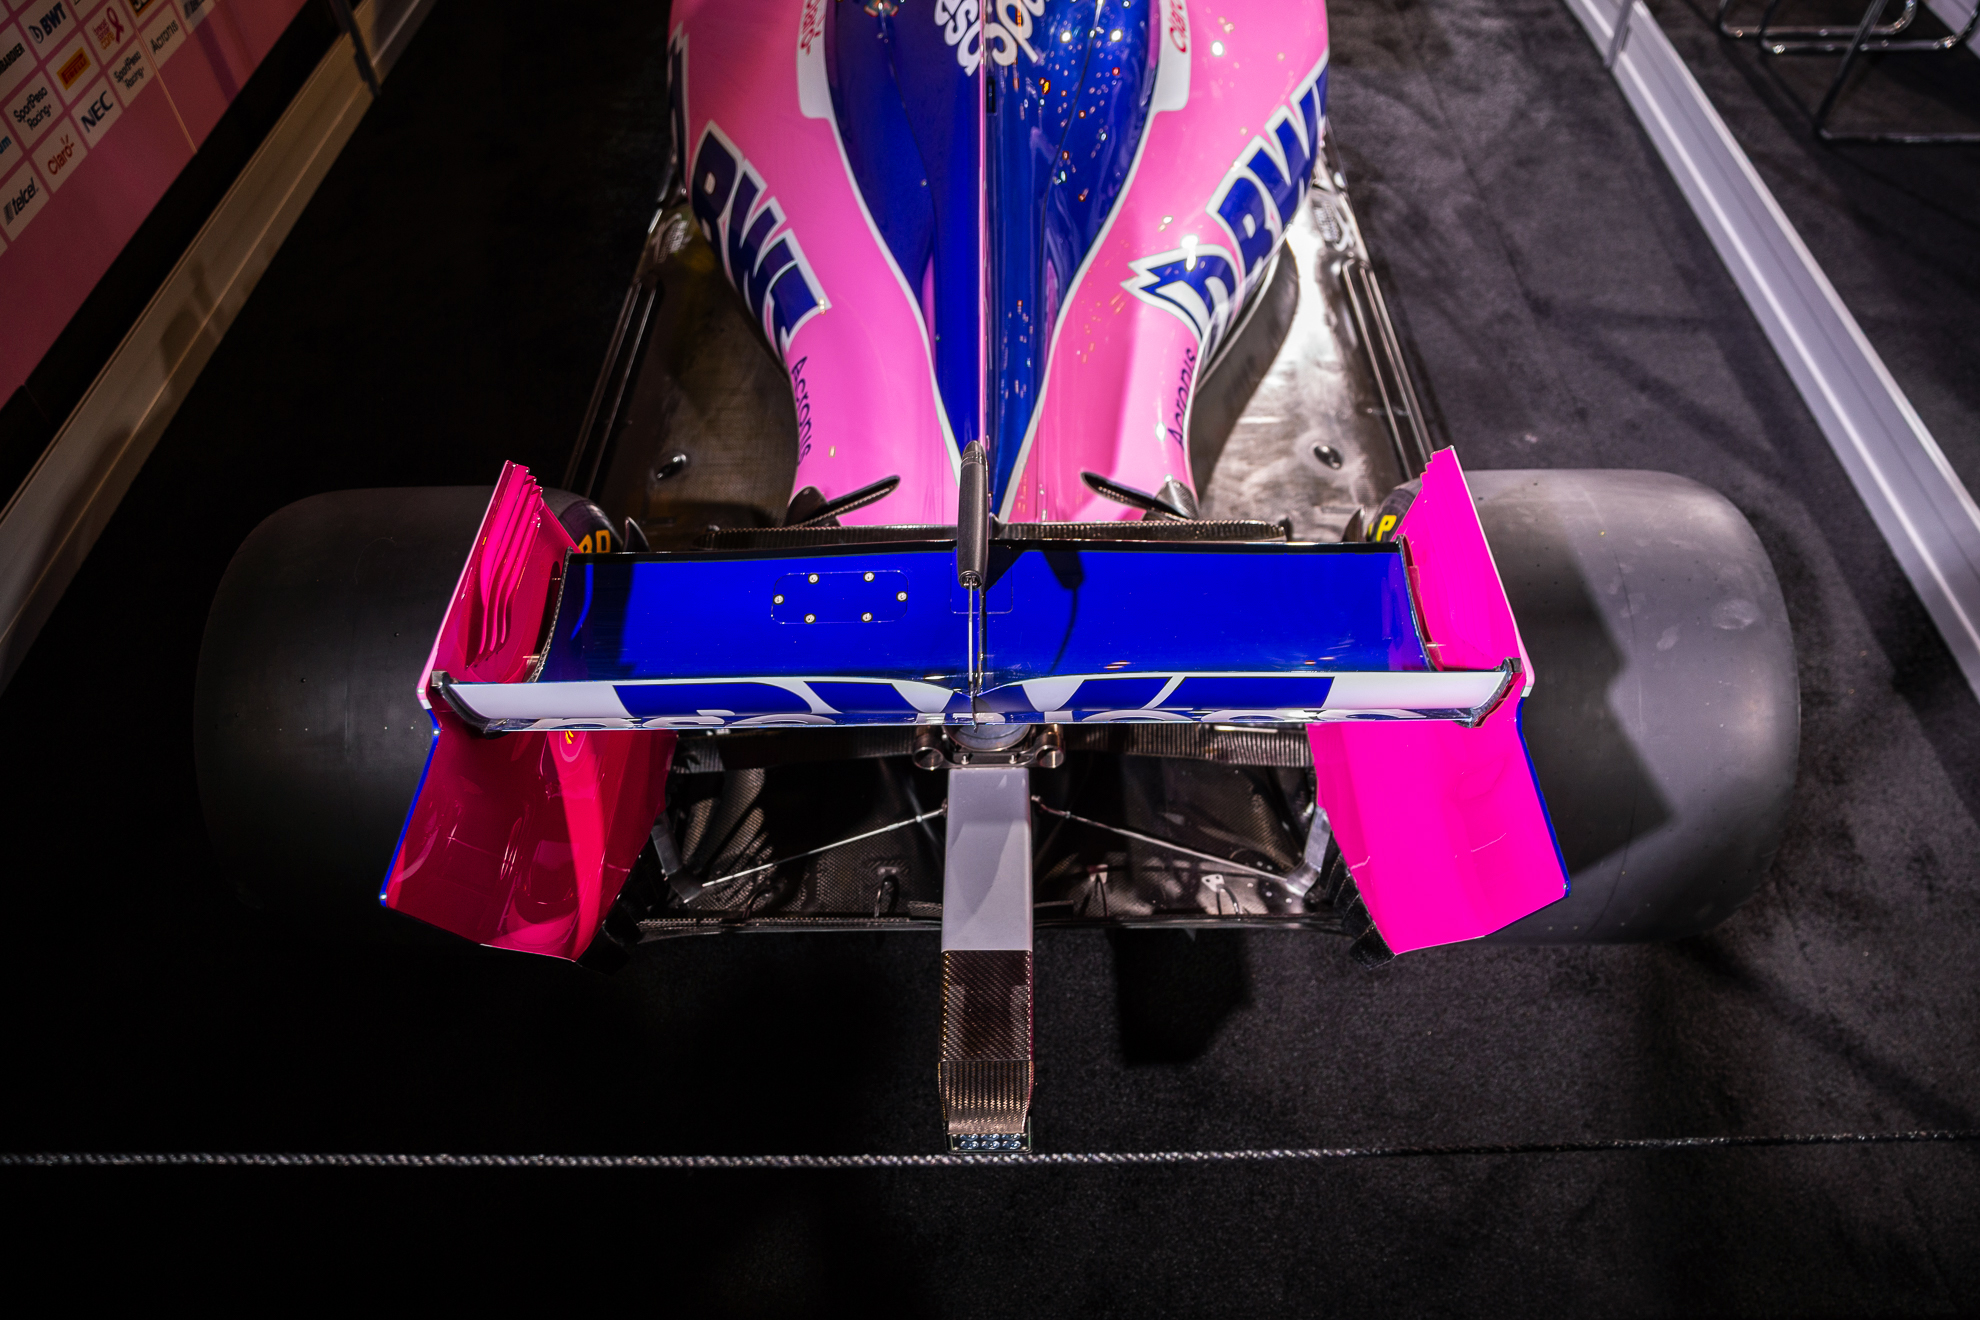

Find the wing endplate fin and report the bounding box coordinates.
[383,464,675,960]
[1310,450,1568,953]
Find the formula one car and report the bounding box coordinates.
[195,0,1798,1151]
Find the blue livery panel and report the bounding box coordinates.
[444,541,1514,732]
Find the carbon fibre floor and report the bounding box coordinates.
[1,0,1977,1310]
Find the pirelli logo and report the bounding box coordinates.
[56,48,89,89]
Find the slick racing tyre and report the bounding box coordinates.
[194,484,611,936]
[1465,470,1799,943]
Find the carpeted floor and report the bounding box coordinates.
[1,0,1976,1310]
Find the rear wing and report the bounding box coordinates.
[438,512,1517,733]
[384,451,1566,958]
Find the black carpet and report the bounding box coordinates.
[3,0,1978,1310]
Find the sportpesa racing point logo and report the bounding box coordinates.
[688,124,830,356]
[938,0,1048,73]
[1124,56,1326,360]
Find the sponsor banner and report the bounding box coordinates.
[20,0,69,48]
[49,32,93,101]
[5,68,56,146]
[81,1,132,60]
[33,115,81,187]
[136,0,175,67]
[0,156,46,239]
[0,22,33,98]
[70,73,115,144]
[1,0,307,405]
[102,27,145,103]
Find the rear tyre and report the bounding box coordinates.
[194,484,608,936]
[1469,470,1799,943]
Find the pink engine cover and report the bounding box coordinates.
[670,0,1328,524]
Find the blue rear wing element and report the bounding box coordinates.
[443,540,1516,733]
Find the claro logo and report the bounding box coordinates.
[4,172,39,223]
[797,0,824,55]
[42,128,77,176]
[1165,0,1189,52]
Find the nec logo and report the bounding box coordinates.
[1123,55,1327,356]
[688,123,830,356]
[78,86,112,128]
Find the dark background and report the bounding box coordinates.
[2,0,1978,1310]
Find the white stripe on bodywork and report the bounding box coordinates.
[449,681,632,721]
[1320,671,1504,711]
[454,668,1507,724]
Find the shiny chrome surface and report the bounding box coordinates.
[1191,128,1434,541]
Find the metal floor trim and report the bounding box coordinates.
[1567,0,1980,702]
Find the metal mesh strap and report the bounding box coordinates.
[940,950,1033,1136]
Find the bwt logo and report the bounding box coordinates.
[1123,241,1241,362]
[688,123,829,356]
[1124,55,1327,356]
[26,1,68,43]
[5,173,38,222]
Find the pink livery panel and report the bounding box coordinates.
[1310,451,1569,953]
[382,463,674,960]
